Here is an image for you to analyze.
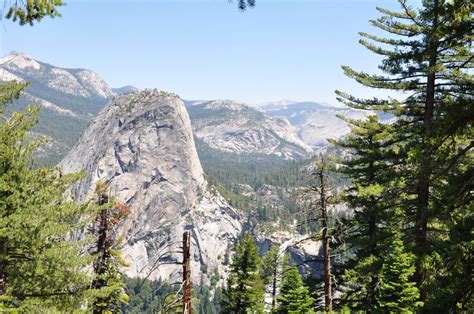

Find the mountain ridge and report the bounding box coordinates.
[1,52,377,162]
[0,52,116,164]
[188,99,313,159]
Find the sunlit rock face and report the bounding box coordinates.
[61,89,243,284]
[187,100,312,159]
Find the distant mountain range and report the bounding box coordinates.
[186,99,378,156]
[251,100,373,148]
[0,52,138,164]
[0,52,361,285]
[1,51,381,163]
[187,100,312,159]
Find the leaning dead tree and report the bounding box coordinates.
[296,156,339,313]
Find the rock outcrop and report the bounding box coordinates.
[60,90,243,284]
[187,100,312,159]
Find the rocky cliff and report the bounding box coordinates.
[60,90,243,284]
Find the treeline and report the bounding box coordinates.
[197,137,307,222]
[5,63,111,166]
[221,235,315,313]
[11,95,92,165]
[123,277,223,313]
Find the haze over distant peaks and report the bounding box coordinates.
[252,99,373,148]
[0,51,115,99]
[112,85,139,95]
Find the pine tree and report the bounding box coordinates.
[261,246,281,311]
[4,0,251,26]
[275,266,314,314]
[234,0,256,11]
[88,181,129,313]
[221,234,265,314]
[335,0,473,309]
[314,160,333,313]
[0,81,90,310]
[333,115,399,311]
[377,234,423,312]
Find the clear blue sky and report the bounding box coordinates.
[0,0,402,105]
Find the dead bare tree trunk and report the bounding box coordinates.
[183,231,191,314]
[318,167,332,313]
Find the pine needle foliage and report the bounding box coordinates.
[275,265,314,314]
[376,233,423,312]
[334,114,401,311]
[0,81,90,311]
[335,0,473,311]
[87,181,130,313]
[230,0,256,11]
[4,0,64,25]
[221,234,265,313]
[261,246,281,312]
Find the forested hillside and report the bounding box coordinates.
[196,138,349,229]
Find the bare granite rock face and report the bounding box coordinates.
[187,100,312,159]
[60,89,243,284]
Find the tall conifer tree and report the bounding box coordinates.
[376,233,423,312]
[299,157,339,311]
[276,266,314,314]
[334,115,401,310]
[221,234,265,314]
[88,181,129,313]
[0,81,90,310]
[335,0,473,310]
[261,246,281,312]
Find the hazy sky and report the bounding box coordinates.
[0,0,401,105]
